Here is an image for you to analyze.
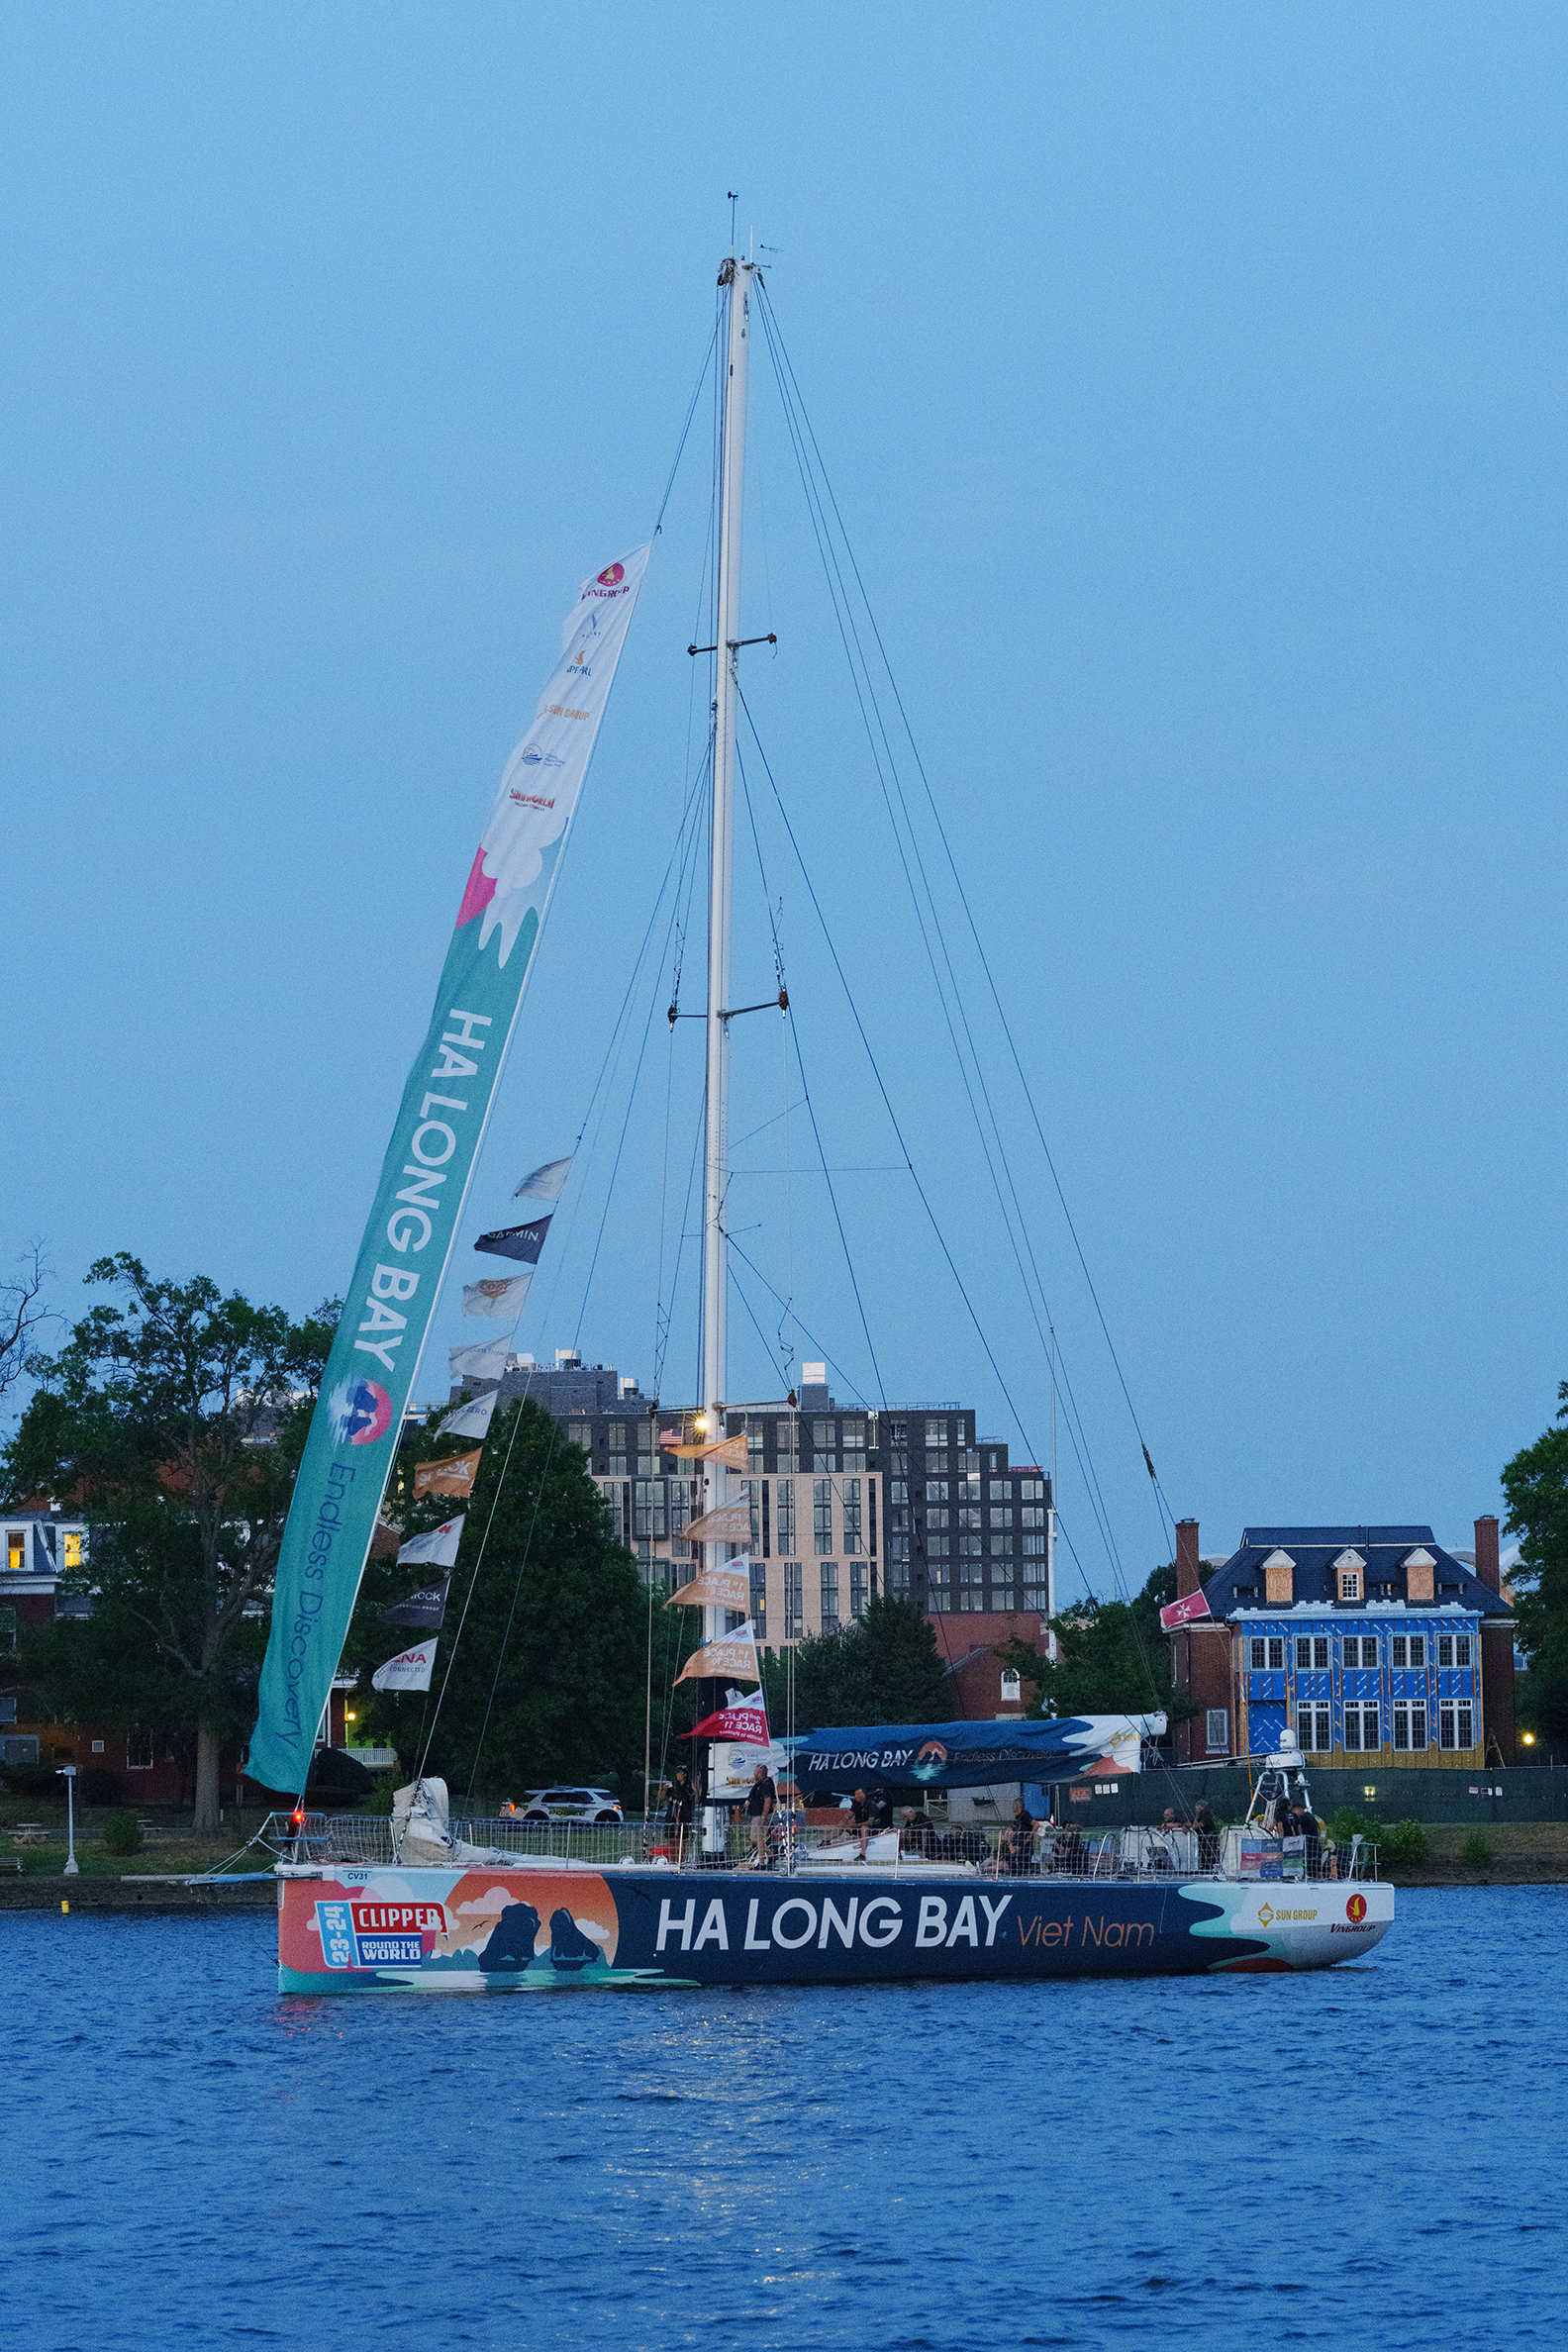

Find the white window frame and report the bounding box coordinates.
[1206,1708,1228,1754]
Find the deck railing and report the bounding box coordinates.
[260,1813,1379,1883]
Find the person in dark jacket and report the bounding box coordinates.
[1194,1801,1221,1872]
[848,1787,874,1858]
[1290,1798,1323,1878]
[901,1807,939,1858]
[870,1787,895,1833]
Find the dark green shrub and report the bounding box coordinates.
[1378,1817,1430,1870]
[1326,1806,1375,1846]
[1462,1828,1494,1869]
[0,1761,64,1797]
[101,1811,143,1856]
[367,1774,400,1816]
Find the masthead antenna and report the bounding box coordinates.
[728,189,738,251]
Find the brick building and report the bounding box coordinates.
[472,1351,1053,1709]
[1166,1515,1517,1768]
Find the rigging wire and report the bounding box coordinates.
[756,278,1179,1561]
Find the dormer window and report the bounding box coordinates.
[1332,1546,1365,1604]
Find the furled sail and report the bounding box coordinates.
[246,545,649,1795]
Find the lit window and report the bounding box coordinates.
[63,1531,83,1571]
[5,1532,23,1573]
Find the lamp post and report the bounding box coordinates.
[57,1763,78,1875]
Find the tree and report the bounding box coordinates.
[760,1595,949,1732]
[344,1397,665,1803]
[4,1256,335,1835]
[995,1562,1200,1725]
[0,1241,54,1415]
[1501,1384,1568,1747]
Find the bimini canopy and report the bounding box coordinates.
[789,1715,1165,1796]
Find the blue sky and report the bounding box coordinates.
[4,4,1563,1594]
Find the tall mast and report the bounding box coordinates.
[699,251,754,1845]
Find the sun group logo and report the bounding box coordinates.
[1344,1892,1368,1924]
[596,562,625,587]
[1256,1902,1274,1926]
[327,1376,393,1448]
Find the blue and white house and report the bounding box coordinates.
[1169,1520,1517,1766]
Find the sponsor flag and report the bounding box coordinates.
[683,1499,754,1546]
[436,1392,498,1443]
[513,1156,572,1202]
[449,1338,511,1384]
[395,1516,464,1568]
[247,545,649,1795]
[684,1693,769,1744]
[1159,1590,1212,1631]
[371,1640,438,1693]
[475,1216,552,1265]
[667,1560,753,1612]
[379,1577,449,1630]
[674,1621,760,1686]
[461,1272,533,1320]
[414,1449,481,1499]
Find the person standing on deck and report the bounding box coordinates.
[744,1762,776,1866]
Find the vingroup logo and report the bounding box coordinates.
[596,562,625,587]
[327,1377,393,1448]
[1344,1893,1368,1924]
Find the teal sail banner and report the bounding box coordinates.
[246,544,649,1794]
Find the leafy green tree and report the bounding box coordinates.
[995,1562,1200,1725]
[759,1595,948,1731]
[1501,1383,1568,1747]
[4,1255,335,1835]
[345,1397,680,1805]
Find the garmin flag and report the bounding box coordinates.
[247,543,648,1795]
[475,1216,552,1265]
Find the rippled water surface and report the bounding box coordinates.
[10,1886,1565,2349]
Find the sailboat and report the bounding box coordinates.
[257,249,1393,1989]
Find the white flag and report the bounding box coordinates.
[371,1640,438,1693]
[396,1516,464,1568]
[436,1391,499,1442]
[449,1339,511,1384]
[461,1272,533,1321]
[513,1156,572,1203]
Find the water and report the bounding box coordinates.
[10,1886,1565,2350]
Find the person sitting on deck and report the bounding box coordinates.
[870,1787,895,1834]
[848,1787,874,1858]
[900,1807,939,1858]
[1051,1826,1087,1876]
[1000,1797,1037,1876]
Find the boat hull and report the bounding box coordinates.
[277,1863,1393,1991]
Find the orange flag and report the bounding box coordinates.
[683,1499,754,1545]
[666,1562,752,1612]
[414,1449,482,1498]
[662,1432,747,1467]
[674,1622,760,1686]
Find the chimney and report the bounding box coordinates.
[1474,1516,1501,1594]
[1176,1519,1201,1599]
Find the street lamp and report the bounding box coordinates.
[57,1764,78,1876]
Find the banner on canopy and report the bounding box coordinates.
[788,1714,1166,1794]
[245,544,649,1796]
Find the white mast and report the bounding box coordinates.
[699,250,755,1847]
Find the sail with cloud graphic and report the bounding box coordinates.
[246,545,649,1795]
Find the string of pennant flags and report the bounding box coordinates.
[368,1148,773,1755]
[366,1156,569,1694]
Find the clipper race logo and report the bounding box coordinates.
[327,1377,393,1448]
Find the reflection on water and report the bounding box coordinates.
[10,1887,1566,2349]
